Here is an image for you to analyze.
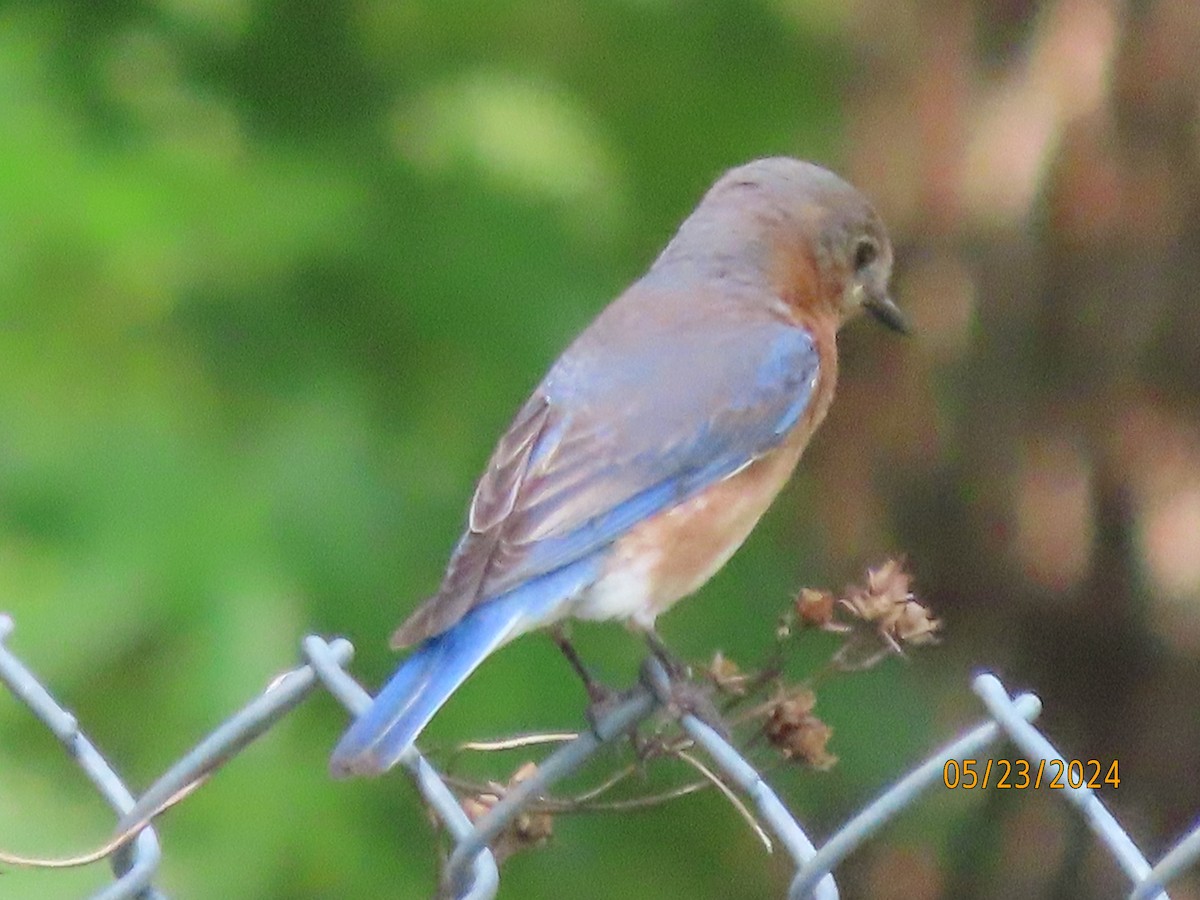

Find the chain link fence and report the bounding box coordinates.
[2,610,1197,899]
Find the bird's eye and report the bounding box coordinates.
[853,238,878,273]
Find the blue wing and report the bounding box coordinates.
[391,286,820,647]
[330,554,603,776]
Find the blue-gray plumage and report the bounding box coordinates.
[331,157,904,777]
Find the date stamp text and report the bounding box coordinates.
[943,758,1120,790]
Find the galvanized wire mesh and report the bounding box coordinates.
[1,610,1196,899]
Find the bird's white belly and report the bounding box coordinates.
[573,546,661,628]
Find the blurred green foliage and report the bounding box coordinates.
[0,1,995,898]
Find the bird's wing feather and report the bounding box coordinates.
[391,295,819,648]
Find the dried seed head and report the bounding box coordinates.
[796,588,837,628]
[839,558,941,655]
[763,688,838,770]
[707,651,748,695]
[458,762,554,864]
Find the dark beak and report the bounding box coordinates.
[864,292,911,334]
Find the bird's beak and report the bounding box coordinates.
[864,292,910,334]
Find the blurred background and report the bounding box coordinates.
[2,0,1199,897]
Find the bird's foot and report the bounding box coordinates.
[644,628,692,680]
[549,626,638,735]
[641,631,730,740]
[663,678,729,739]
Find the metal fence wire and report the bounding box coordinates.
[1,609,1198,900]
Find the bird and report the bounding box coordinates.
[331,157,907,777]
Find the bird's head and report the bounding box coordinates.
[665,157,909,334]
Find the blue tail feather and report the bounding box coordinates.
[330,555,600,777]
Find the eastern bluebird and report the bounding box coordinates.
[331,157,906,777]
